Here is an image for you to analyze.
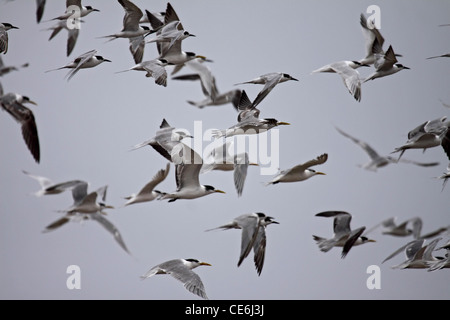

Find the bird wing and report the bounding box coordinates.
[335,126,381,160]
[43,215,71,232]
[66,49,97,80]
[36,0,47,23]
[168,264,208,299]
[71,181,89,205]
[90,212,130,254]
[137,162,170,195]
[341,226,365,258]
[0,26,9,54]
[330,63,362,102]
[251,73,282,108]
[2,101,40,163]
[285,153,328,175]
[375,45,398,70]
[233,153,249,197]
[67,28,79,56]
[252,226,267,276]
[119,0,143,32]
[360,13,384,58]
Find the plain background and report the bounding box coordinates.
[1,0,449,300]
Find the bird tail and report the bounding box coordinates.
[312,235,334,252]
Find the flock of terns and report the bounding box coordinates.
[1,0,450,300]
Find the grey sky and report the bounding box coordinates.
[1,0,449,300]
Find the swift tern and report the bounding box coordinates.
[201,140,258,197]
[46,181,130,254]
[140,258,211,300]
[123,162,170,206]
[265,153,327,185]
[171,58,243,109]
[50,0,99,21]
[0,85,40,163]
[311,60,369,102]
[46,49,111,81]
[365,217,423,239]
[0,56,28,77]
[391,116,450,161]
[157,142,226,202]
[44,19,82,56]
[0,23,19,54]
[100,0,152,63]
[131,118,192,161]
[335,126,439,171]
[313,211,376,259]
[206,212,279,276]
[22,170,84,197]
[234,72,299,108]
[117,58,170,86]
[212,90,290,138]
[391,238,442,270]
[427,239,450,271]
[363,45,410,82]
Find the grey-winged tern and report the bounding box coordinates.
[140,258,211,300]
[22,170,84,197]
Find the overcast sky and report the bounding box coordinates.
[1,0,449,300]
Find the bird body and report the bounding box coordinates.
[363,45,410,82]
[0,23,19,54]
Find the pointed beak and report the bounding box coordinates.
[200,262,212,266]
[214,189,226,194]
[277,121,291,126]
[404,66,411,70]
[316,172,326,175]
[249,162,259,166]
[189,34,196,38]
[368,239,376,243]
[292,77,299,81]
[104,59,112,63]
[28,100,38,106]
[93,9,100,12]
[105,205,115,209]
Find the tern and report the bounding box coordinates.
[427,239,450,271]
[391,238,442,270]
[206,212,279,276]
[313,211,376,259]
[116,58,170,87]
[171,57,243,109]
[364,217,423,239]
[212,90,290,138]
[335,126,439,171]
[100,0,152,63]
[44,19,82,56]
[0,23,19,54]
[157,142,226,202]
[140,258,211,300]
[46,49,111,81]
[201,140,258,197]
[0,56,28,77]
[123,162,170,206]
[234,72,299,108]
[22,170,84,197]
[359,12,386,65]
[311,60,369,102]
[363,45,410,82]
[391,116,450,161]
[50,0,99,21]
[0,84,40,163]
[266,153,328,185]
[45,181,130,254]
[131,118,193,161]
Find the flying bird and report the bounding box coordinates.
[156,142,226,202]
[266,153,328,185]
[116,58,169,86]
[0,23,19,54]
[234,72,299,108]
[50,0,99,21]
[391,116,450,161]
[100,0,152,63]
[140,258,211,299]
[36,0,47,23]
[390,238,442,270]
[311,60,368,102]
[123,162,170,206]
[206,212,279,275]
[364,216,423,239]
[0,84,40,163]
[363,45,410,82]
[44,19,82,56]
[313,211,376,258]
[436,163,450,191]
[0,56,28,77]
[46,49,111,81]
[46,181,130,254]
[22,170,84,197]
[200,140,257,197]
[335,126,439,171]
[427,239,450,271]
[212,90,290,138]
